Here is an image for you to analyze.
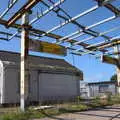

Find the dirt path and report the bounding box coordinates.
[35,106,120,120]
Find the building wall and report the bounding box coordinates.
[0,61,3,103]
[29,70,39,102]
[38,73,79,101]
[88,83,116,97]
[80,82,89,98]
[89,85,99,97]
[3,67,20,103]
[2,67,80,104]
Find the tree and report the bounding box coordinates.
[110,74,117,82]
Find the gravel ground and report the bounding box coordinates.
[35,105,120,120]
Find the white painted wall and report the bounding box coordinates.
[0,51,82,104]
[3,67,20,103]
[29,70,38,102]
[1,69,80,104]
[0,61,3,104]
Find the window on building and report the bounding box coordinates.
[99,85,109,93]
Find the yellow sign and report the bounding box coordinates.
[29,40,67,56]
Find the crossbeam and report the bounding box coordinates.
[6,0,42,27]
[88,39,120,50]
[0,18,108,54]
[104,3,120,16]
[95,0,120,16]
[0,0,19,19]
[71,26,120,46]
[73,37,120,56]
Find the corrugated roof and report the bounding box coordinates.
[88,81,116,85]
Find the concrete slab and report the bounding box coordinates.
[36,106,120,120]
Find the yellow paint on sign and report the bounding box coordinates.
[29,40,67,56]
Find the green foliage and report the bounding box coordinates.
[0,110,45,120]
[90,96,101,107]
[0,112,30,120]
[111,74,117,82]
[76,96,83,103]
[1,95,120,120]
[110,94,120,104]
[59,104,88,113]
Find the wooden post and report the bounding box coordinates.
[114,45,120,94]
[20,12,29,111]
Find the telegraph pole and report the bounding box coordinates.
[20,12,29,111]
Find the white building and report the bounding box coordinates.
[0,51,83,104]
[80,81,89,98]
[79,81,117,98]
[88,81,117,97]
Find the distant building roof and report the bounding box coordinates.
[88,81,116,85]
[0,50,83,78]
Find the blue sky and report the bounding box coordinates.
[0,0,120,82]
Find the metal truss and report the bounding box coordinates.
[0,0,120,112]
[0,0,119,57]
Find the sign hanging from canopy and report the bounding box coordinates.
[29,40,67,56]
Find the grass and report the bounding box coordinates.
[0,104,88,120]
[0,95,120,120]
[0,110,45,120]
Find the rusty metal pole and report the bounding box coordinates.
[114,45,120,94]
[20,12,29,111]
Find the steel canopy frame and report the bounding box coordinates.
[0,0,119,56]
[0,0,118,55]
[0,0,19,19]
[0,0,120,109]
[8,0,65,40]
[6,0,43,27]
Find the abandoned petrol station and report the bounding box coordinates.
[0,0,120,111]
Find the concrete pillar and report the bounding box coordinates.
[20,12,29,111]
[114,45,120,94]
[116,67,120,94]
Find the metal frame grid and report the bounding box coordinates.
[0,0,120,111]
[0,0,119,57]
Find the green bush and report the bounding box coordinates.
[1,95,120,120]
[0,110,45,120]
[1,112,30,120]
[110,94,120,104]
[59,104,88,113]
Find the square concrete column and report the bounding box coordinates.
[20,12,29,112]
[114,45,120,94]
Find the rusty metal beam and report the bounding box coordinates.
[6,0,42,27]
[95,0,120,16]
[105,4,120,16]
[95,0,115,6]
[88,39,120,51]
[0,18,107,53]
[0,37,8,41]
[0,31,20,38]
[31,28,108,53]
[0,0,19,19]
[0,19,108,54]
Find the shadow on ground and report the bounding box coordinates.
[41,107,120,120]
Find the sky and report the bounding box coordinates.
[0,0,120,82]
